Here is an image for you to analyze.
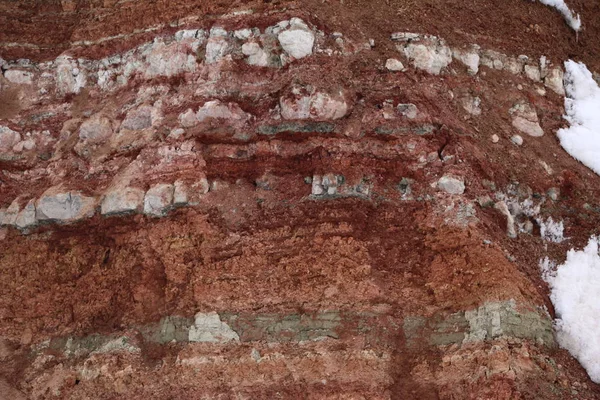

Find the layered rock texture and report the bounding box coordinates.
[2,0,600,398]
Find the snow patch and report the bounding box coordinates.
[541,237,600,383]
[538,0,581,31]
[557,61,600,176]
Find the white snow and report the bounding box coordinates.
[541,237,600,383]
[557,60,600,176]
[538,217,565,243]
[538,0,581,31]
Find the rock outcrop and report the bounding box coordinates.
[1,1,600,399]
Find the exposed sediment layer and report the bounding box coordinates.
[2,1,600,399]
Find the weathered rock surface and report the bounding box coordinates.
[1,2,600,399]
[36,188,97,222]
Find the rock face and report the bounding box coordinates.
[1,2,600,399]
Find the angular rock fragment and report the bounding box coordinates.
[205,27,230,64]
[144,183,174,217]
[277,18,315,59]
[544,67,565,96]
[510,103,544,137]
[399,35,452,75]
[452,47,480,75]
[241,42,270,67]
[0,126,21,153]
[437,176,465,195]
[101,187,145,215]
[188,312,240,343]
[524,65,542,82]
[196,100,250,127]
[385,58,405,71]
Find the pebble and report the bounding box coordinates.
[491,134,499,143]
[511,135,523,146]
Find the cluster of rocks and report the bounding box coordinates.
[0,18,319,97]
[309,174,371,198]
[390,32,565,95]
[0,177,210,232]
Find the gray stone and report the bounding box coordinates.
[461,94,481,116]
[15,199,36,229]
[511,134,524,146]
[397,103,418,119]
[257,122,336,135]
[437,176,465,195]
[36,188,97,222]
[144,183,174,217]
[101,187,145,215]
[121,105,154,131]
[241,42,269,67]
[0,126,21,152]
[79,115,113,143]
[495,200,517,238]
[385,58,405,71]
[188,312,240,343]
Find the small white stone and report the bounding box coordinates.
[385,58,405,71]
[511,135,523,146]
[0,126,21,152]
[491,134,499,143]
[437,176,465,195]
